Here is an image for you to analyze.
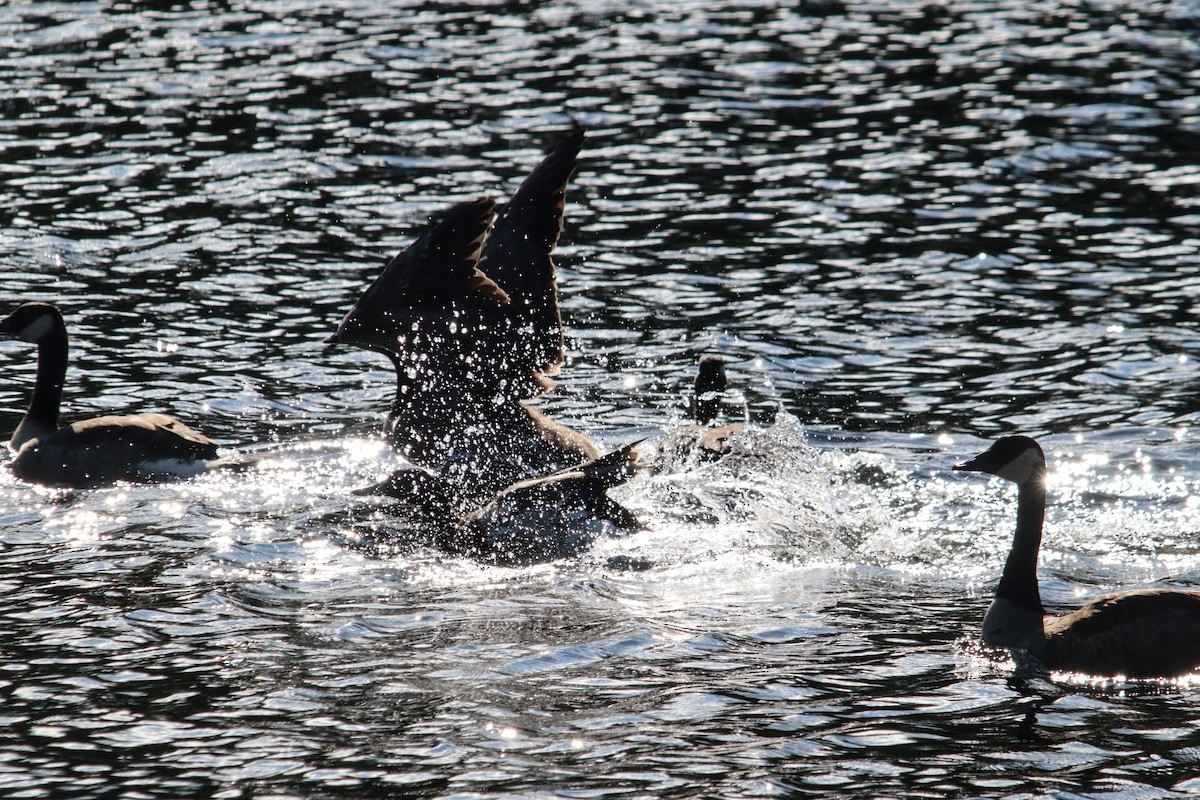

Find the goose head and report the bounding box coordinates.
[0,302,64,344]
[953,435,1046,487]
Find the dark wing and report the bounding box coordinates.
[478,130,585,378]
[330,198,503,353]
[494,438,642,502]
[404,199,507,304]
[475,440,643,522]
[352,467,460,517]
[574,439,642,489]
[1041,589,1200,678]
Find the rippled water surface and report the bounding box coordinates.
[4,1,1200,797]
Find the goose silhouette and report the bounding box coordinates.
[956,435,1200,679]
[1,302,220,488]
[328,133,598,503]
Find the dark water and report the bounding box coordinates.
[4,0,1200,797]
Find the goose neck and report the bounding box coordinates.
[14,328,67,448]
[995,481,1046,614]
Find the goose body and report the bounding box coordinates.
[357,441,642,566]
[1,303,218,488]
[328,133,599,502]
[385,396,600,497]
[956,435,1200,678]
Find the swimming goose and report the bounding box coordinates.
[0,302,219,488]
[356,440,642,566]
[329,192,598,502]
[955,435,1200,678]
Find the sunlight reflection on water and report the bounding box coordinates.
[4,0,1200,797]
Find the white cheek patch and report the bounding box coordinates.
[995,447,1043,484]
[19,313,56,343]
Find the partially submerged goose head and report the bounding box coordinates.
[691,354,729,426]
[649,355,741,471]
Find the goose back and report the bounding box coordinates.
[356,441,641,566]
[1038,589,1200,678]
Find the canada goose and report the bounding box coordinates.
[955,435,1200,678]
[356,441,642,566]
[328,135,600,500]
[329,197,598,495]
[0,302,219,488]
[652,355,743,469]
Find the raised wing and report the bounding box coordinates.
[478,130,585,379]
[330,197,502,355]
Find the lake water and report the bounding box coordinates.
[3,0,1200,797]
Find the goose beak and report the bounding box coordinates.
[953,456,982,472]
